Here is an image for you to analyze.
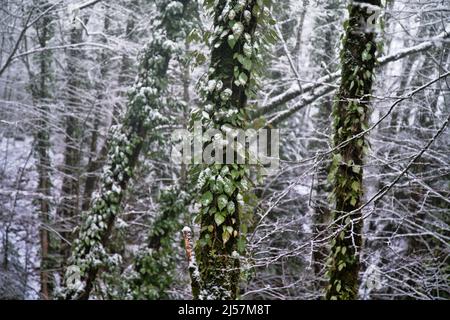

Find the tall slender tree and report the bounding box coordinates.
[30,0,55,299]
[81,2,140,212]
[189,0,274,300]
[325,0,381,300]
[57,8,91,264]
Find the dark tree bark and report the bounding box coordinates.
[325,0,381,300]
[30,0,54,299]
[57,19,89,265]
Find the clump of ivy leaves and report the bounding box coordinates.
[187,0,278,298]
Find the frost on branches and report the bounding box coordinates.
[60,0,194,300]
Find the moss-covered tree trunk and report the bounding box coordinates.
[60,0,193,300]
[325,0,381,300]
[192,0,270,300]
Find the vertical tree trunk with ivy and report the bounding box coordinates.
[192,0,272,300]
[126,34,197,299]
[30,0,54,299]
[60,0,193,300]
[325,0,381,300]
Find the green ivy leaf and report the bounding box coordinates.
[227,201,235,214]
[195,52,206,65]
[223,178,236,196]
[218,194,228,210]
[222,230,230,245]
[333,153,343,164]
[201,191,213,206]
[362,51,372,61]
[237,54,252,70]
[187,29,202,44]
[357,106,365,115]
[214,212,225,226]
[237,237,246,252]
[239,72,248,85]
[220,166,230,176]
[228,34,237,49]
[357,139,364,147]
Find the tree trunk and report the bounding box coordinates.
[81,12,112,212]
[325,0,381,300]
[57,22,87,265]
[30,0,54,299]
[192,0,267,300]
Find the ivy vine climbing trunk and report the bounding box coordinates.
[60,0,193,300]
[126,36,197,299]
[127,187,189,299]
[325,0,381,300]
[190,0,273,300]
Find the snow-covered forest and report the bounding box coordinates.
[0,0,449,300]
